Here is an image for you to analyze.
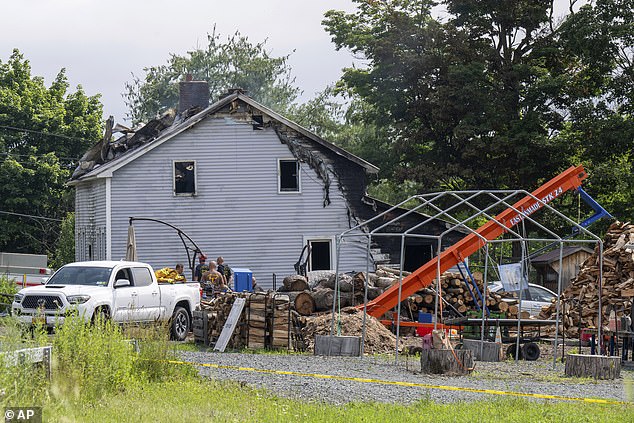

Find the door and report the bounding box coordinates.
[132,267,161,321]
[305,238,333,271]
[112,267,138,322]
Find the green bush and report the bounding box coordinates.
[52,315,137,401]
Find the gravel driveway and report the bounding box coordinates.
[178,350,633,404]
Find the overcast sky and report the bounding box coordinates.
[1,0,358,123]
[2,1,576,126]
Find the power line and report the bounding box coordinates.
[0,124,94,143]
[0,210,63,222]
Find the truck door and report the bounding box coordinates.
[133,267,161,321]
[112,267,139,321]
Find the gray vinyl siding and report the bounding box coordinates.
[108,116,367,288]
[74,179,107,261]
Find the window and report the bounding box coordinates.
[174,161,196,195]
[528,286,555,302]
[132,267,153,287]
[278,159,300,193]
[304,237,335,271]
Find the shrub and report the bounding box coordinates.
[52,315,137,401]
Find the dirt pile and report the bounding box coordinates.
[299,308,400,354]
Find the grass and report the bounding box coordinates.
[1,314,633,422]
[43,378,634,423]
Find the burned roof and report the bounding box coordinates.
[69,91,379,184]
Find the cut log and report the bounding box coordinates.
[287,291,316,316]
[282,275,309,292]
[564,354,621,379]
[421,349,473,375]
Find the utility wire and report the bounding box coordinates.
[0,124,94,143]
[0,210,63,222]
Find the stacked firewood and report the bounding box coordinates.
[197,292,294,350]
[377,267,524,320]
[539,221,634,336]
[199,293,248,349]
[245,293,291,349]
[280,266,519,320]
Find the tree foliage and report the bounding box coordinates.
[323,0,634,219]
[125,28,301,124]
[0,50,102,256]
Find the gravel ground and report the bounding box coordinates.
[179,349,633,405]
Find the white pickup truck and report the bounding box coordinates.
[12,261,201,341]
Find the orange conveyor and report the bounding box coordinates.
[362,165,588,318]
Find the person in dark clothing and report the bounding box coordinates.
[194,255,208,282]
[217,256,233,287]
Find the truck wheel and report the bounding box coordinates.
[170,307,190,341]
[522,342,540,361]
[92,307,110,325]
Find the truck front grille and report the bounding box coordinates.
[22,295,64,310]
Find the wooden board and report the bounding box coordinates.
[214,298,246,352]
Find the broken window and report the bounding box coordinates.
[174,161,196,195]
[278,159,300,192]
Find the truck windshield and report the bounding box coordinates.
[47,266,113,286]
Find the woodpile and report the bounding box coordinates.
[390,268,521,320]
[195,292,299,350]
[539,221,634,336]
[299,307,400,354]
[281,265,520,322]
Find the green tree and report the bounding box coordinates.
[323,0,634,219]
[125,28,300,124]
[0,49,102,256]
[52,212,75,269]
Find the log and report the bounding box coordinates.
[564,354,621,380]
[282,275,309,292]
[421,349,473,375]
[287,291,316,316]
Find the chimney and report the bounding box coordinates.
[178,74,209,114]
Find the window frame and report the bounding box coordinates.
[277,158,301,194]
[303,236,335,272]
[173,160,198,196]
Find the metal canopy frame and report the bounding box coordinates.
[331,189,604,368]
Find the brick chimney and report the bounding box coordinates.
[178,74,209,113]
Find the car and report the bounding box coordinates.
[488,282,557,317]
[12,260,201,341]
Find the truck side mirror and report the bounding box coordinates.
[114,279,131,288]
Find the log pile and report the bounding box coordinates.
[299,307,400,354]
[281,266,520,321]
[539,221,634,336]
[197,292,296,350]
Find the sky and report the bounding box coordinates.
[1,0,359,123]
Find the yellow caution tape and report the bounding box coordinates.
[164,359,631,406]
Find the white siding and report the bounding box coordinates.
[109,116,367,288]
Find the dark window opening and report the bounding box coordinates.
[309,241,331,271]
[175,161,196,194]
[252,115,264,130]
[279,159,299,192]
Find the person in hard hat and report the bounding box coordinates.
[193,255,209,282]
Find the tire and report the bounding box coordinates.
[170,306,190,341]
[91,307,110,325]
[506,343,524,360]
[522,342,540,361]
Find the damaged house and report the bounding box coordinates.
[70,78,463,288]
